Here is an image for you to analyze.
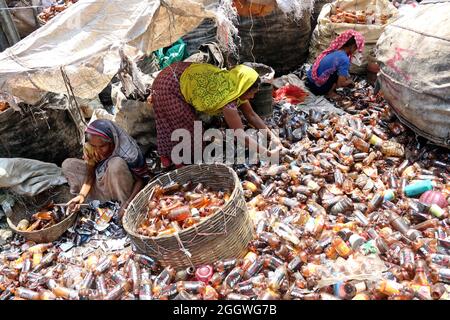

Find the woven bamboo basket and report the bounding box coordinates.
[123,163,254,269]
[6,185,77,243]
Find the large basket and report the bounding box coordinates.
[6,185,77,243]
[123,164,254,269]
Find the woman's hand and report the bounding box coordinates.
[269,134,283,149]
[118,202,129,219]
[66,195,85,213]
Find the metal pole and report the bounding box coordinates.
[0,0,21,46]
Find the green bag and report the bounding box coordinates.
[155,38,188,69]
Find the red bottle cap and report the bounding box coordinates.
[195,265,214,283]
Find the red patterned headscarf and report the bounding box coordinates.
[311,30,365,86]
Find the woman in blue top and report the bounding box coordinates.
[306,30,365,99]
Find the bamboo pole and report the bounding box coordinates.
[0,0,21,48]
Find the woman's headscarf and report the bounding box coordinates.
[180,63,259,115]
[85,119,149,180]
[311,30,365,86]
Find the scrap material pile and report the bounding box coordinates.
[37,1,78,24]
[0,80,449,300]
[329,6,392,24]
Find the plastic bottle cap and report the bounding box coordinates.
[195,265,214,283]
[369,134,383,147]
[383,189,396,202]
[404,180,433,197]
[429,204,445,218]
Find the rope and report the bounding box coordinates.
[60,67,87,144]
[248,2,256,63]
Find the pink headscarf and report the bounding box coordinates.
[311,30,365,86]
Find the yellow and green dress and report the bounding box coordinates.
[151,61,258,164]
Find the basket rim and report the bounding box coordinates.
[7,209,78,237]
[123,163,242,241]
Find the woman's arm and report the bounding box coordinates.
[222,106,272,157]
[240,101,267,130]
[240,101,282,146]
[337,75,353,88]
[67,165,95,212]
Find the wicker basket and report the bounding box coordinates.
[123,164,254,269]
[6,185,77,243]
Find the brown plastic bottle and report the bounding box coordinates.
[412,260,430,286]
[105,280,132,300]
[259,232,281,249]
[203,285,219,300]
[128,259,140,296]
[96,274,108,298]
[352,137,370,153]
[153,266,176,295]
[243,258,263,280]
[38,289,56,300]
[94,255,118,276]
[167,205,191,222]
[258,288,280,300]
[32,251,58,272]
[52,285,80,300]
[176,281,206,295]
[214,259,241,273]
[376,280,403,296]
[290,287,321,300]
[399,247,416,274]
[331,236,352,258]
[139,271,153,300]
[224,267,244,290]
[430,283,446,300]
[79,271,95,297]
[208,271,226,288]
[412,219,440,231]
[27,243,53,254]
[412,238,432,257]
[366,192,384,214]
[268,265,287,291]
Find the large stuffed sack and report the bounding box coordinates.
[110,83,156,153]
[309,0,397,74]
[311,0,334,33]
[0,158,67,197]
[237,7,311,75]
[182,18,218,56]
[376,1,450,148]
[0,93,83,166]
